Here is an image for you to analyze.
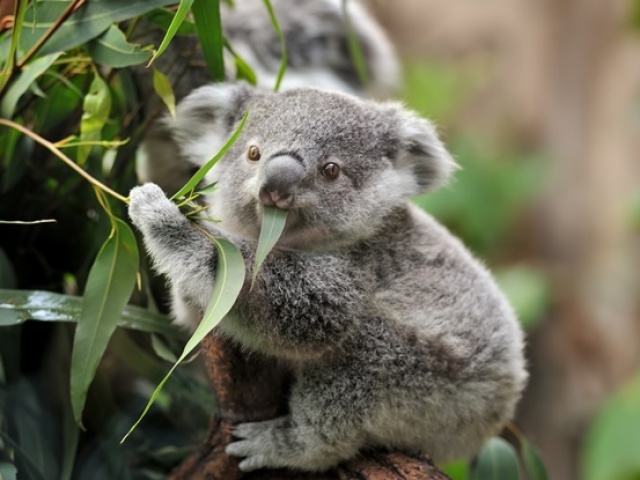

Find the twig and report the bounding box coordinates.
[0,118,128,204]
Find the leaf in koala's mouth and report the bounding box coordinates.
[252,206,288,288]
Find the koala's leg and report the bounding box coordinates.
[128,183,218,308]
[226,364,369,473]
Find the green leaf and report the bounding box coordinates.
[252,206,287,286]
[262,0,287,91]
[582,373,640,480]
[19,0,179,57]
[145,8,197,35]
[0,52,61,118]
[0,0,27,92]
[78,73,111,165]
[192,0,225,82]
[522,440,549,480]
[151,334,178,363]
[148,0,194,66]
[70,219,139,424]
[86,24,152,68]
[152,68,176,119]
[123,236,245,442]
[443,460,470,480]
[171,110,248,201]
[0,431,46,480]
[0,289,175,335]
[0,463,17,480]
[341,0,369,85]
[470,437,520,480]
[224,38,257,85]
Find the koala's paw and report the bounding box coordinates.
[226,418,291,472]
[128,183,181,231]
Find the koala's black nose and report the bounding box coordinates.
[259,155,305,209]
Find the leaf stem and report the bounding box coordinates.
[0,119,129,204]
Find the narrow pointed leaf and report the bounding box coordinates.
[0,53,61,118]
[523,440,549,480]
[582,373,640,480]
[171,111,248,201]
[123,236,245,442]
[70,219,139,424]
[19,0,178,56]
[192,0,225,82]
[252,206,287,286]
[0,431,46,480]
[262,0,287,91]
[86,24,152,67]
[152,68,176,119]
[148,0,194,66]
[470,437,520,480]
[341,0,369,85]
[0,289,174,335]
[224,38,257,85]
[78,73,111,165]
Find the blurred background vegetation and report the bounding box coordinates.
[0,0,639,479]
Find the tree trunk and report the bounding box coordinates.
[169,334,451,480]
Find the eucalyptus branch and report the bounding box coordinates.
[0,118,129,204]
[17,0,87,68]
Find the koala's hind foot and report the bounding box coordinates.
[226,415,359,472]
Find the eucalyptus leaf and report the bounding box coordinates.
[0,463,17,480]
[171,111,248,200]
[152,68,176,119]
[70,219,139,424]
[523,440,549,480]
[262,0,287,91]
[19,0,178,57]
[192,0,225,82]
[148,0,195,66]
[470,437,520,480]
[0,53,61,118]
[0,289,175,335]
[86,24,152,68]
[123,236,245,442]
[78,73,112,165]
[252,206,287,287]
[582,373,640,480]
[0,431,46,480]
[151,334,178,363]
[341,0,369,85]
[145,8,197,35]
[224,38,257,85]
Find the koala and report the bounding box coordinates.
[135,0,399,196]
[128,83,528,472]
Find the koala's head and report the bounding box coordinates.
[162,83,456,249]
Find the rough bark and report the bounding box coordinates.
[169,334,451,480]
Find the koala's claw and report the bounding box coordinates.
[226,418,291,471]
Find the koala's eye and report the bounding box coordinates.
[247,146,261,161]
[322,162,340,180]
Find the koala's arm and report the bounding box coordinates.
[128,183,366,356]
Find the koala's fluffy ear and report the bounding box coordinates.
[392,107,458,195]
[138,83,255,191]
[167,82,255,165]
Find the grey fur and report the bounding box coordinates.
[129,85,527,472]
[136,0,399,194]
